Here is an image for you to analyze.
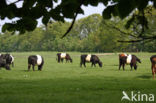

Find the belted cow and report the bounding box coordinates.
[150,55,156,79]
[0,53,14,70]
[28,55,44,71]
[80,54,102,67]
[57,53,72,63]
[1,54,14,67]
[0,55,10,70]
[119,53,141,70]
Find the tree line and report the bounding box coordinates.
[0,12,156,52]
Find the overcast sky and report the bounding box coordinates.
[0,2,105,32]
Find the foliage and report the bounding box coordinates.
[121,6,156,42]
[0,13,156,52]
[0,0,156,40]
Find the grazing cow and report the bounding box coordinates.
[57,53,72,63]
[150,55,156,79]
[119,53,141,70]
[28,55,44,71]
[80,54,102,67]
[0,55,10,70]
[1,54,14,67]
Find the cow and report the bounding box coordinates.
[80,54,102,67]
[0,55,10,70]
[57,53,72,63]
[119,53,141,70]
[1,54,14,67]
[28,55,44,71]
[150,55,156,79]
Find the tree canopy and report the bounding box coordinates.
[0,0,156,42]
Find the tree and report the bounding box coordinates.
[0,0,156,41]
[1,13,156,52]
[119,6,156,42]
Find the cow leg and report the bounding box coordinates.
[122,64,125,71]
[134,64,137,70]
[92,60,96,67]
[91,62,95,67]
[38,65,41,71]
[152,64,154,79]
[28,64,31,71]
[38,66,40,71]
[119,63,122,70]
[61,58,63,63]
[38,62,44,71]
[94,63,96,67]
[80,60,86,67]
[119,60,122,70]
[152,70,155,79]
[91,62,93,67]
[130,63,133,71]
[32,65,35,71]
[58,58,60,63]
[80,62,82,67]
[153,71,155,80]
[5,65,10,70]
[84,62,86,67]
[152,64,155,79]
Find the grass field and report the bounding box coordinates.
[0,52,156,103]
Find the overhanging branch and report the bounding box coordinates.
[118,35,156,43]
[61,0,84,38]
[61,12,78,38]
[103,21,137,38]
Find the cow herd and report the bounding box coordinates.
[0,52,156,79]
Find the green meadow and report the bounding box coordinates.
[0,52,156,103]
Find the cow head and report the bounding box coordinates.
[5,64,11,70]
[99,61,102,67]
[137,58,141,63]
[70,58,73,63]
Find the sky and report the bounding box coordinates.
[77,3,105,20]
[0,1,105,32]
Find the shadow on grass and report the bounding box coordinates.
[20,70,42,72]
[104,64,118,66]
[137,75,152,79]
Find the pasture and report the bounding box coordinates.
[0,52,156,103]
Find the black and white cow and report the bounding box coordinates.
[119,53,141,70]
[57,53,72,63]
[28,55,44,71]
[80,54,102,67]
[0,54,11,70]
[1,54,14,67]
